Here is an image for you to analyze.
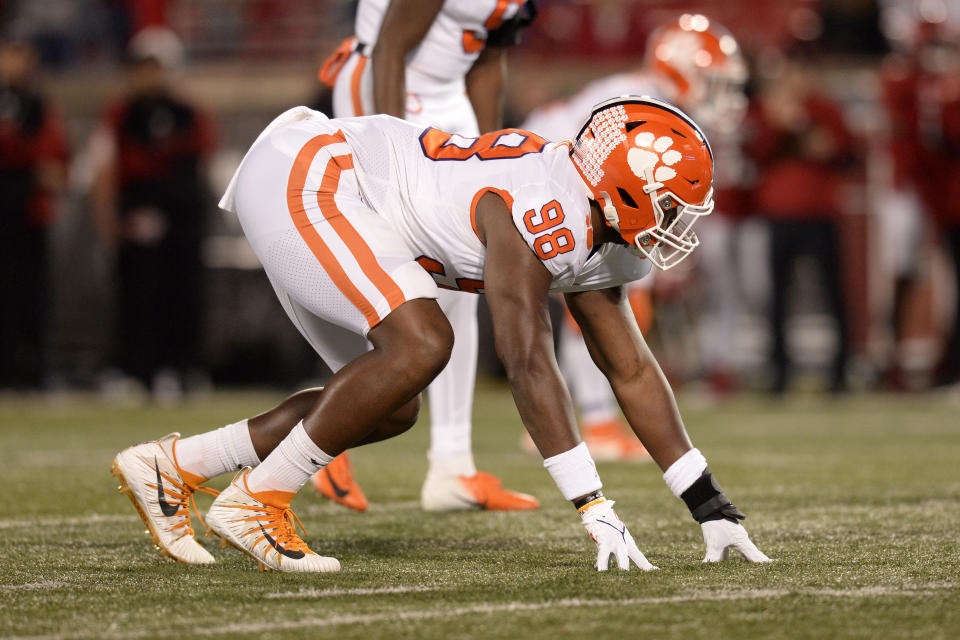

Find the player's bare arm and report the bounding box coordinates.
[466,45,507,133]
[564,285,692,470]
[371,0,444,117]
[566,283,770,564]
[476,191,579,458]
[477,189,656,571]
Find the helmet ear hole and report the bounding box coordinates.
[617,187,639,209]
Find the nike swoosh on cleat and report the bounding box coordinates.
[324,470,350,499]
[257,520,305,559]
[154,457,180,517]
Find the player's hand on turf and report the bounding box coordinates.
[701,518,772,563]
[580,500,657,571]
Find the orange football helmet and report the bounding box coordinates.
[571,96,714,270]
[645,13,747,133]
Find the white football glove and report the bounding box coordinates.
[580,500,657,571]
[701,518,772,563]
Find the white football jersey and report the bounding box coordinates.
[331,113,650,293]
[355,0,523,92]
[521,71,672,142]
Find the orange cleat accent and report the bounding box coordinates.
[582,420,652,463]
[206,468,340,572]
[311,452,368,512]
[458,471,540,511]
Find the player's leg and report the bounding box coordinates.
[556,302,650,462]
[695,214,740,394]
[310,41,383,512]
[768,220,795,394]
[407,93,538,510]
[204,124,454,570]
[419,291,540,511]
[204,298,451,572]
[815,220,849,393]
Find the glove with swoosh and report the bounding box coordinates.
[580,499,657,571]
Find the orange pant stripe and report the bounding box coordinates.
[286,132,381,326]
[315,153,407,314]
[350,55,367,116]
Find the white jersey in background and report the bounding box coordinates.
[328,0,523,132]
[355,0,522,91]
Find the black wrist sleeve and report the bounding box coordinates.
[679,469,746,524]
[485,0,538,48]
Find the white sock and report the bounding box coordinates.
[428,289,478,468]
[163,420,260,480]
[426,451,477,479]
[245,421,334,494]
[662,448,708,497]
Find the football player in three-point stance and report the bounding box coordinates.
[111,96,770,572]
[521,14,748,461]
[313,0,539,513]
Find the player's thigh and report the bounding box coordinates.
[266,274,370,373]
[332,52,372,118]
[233,124,439,362]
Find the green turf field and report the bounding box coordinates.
[1,384,958,639]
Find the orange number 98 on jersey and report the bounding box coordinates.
[524,200,575,260]
[420,127,548,162]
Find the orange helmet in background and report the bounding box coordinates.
[644,13,748,133]
[571,96,714,271]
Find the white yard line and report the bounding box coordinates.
[0,581,72,592]
[264,585,438,599]
[0,514,133,530]
[4,583,955,640]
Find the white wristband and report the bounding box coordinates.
[662,448,707,498]
[544,442,603,501]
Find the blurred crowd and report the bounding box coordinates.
[2,0,960,400]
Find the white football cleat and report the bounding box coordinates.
[421,471,540,512]
[111,433,216,564]
[205,468,340,573]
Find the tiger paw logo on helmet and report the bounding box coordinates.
[569,96,715,271]
[627,133,683,184]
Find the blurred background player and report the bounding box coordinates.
[312,0,540,511]
[908,18,960,389]
[0,40,69,391]
[520,14,748,459]
[744,51,856,394]
[88,28,217,403]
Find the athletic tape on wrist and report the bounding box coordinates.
[543,442,603,502]
[574,490,605,513]
[680,470,746,524]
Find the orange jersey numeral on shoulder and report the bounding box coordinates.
[420,127,547,162]
[533,228,575,260]
[523,199,564,234]
[523,200,575,260]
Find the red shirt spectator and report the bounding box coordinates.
[745,76,855,220]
